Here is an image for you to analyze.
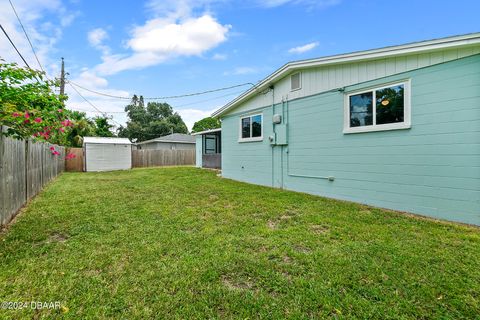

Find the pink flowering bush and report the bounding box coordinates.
[0,60,69,144]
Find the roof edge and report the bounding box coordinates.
[191,128,222,136]
[212,32,480,118]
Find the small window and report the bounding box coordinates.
[344,81,411,133]
[291,73,301,91]
[239,114,263,142]
[204,133,220,154]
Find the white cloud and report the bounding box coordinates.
[94,14,230,76]
[128,15,229,56]
[90,0,231,76]
[88,28,108,47]
[212,53,227,60]
[288,41,319,54]
[176,107,218,131]
[258,0,341,8]
[0,0,76,77]
[223,66,257,75]
[88,27,110,55]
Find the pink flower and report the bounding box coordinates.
[34,117,42,123]
[65,153,76,160]
[50,146,55,151]
[12,112,20,117]
[53,151,60,156]
[59,127,65,133]
[61,119,73,127]
[24,119,30,124]
[24,112,30,119]
[57,109,63,113]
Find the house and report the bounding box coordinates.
[192,128,222,169]
[212,33,480,225]
[135,133,195,150]
[83,137,132,172]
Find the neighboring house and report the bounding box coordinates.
[135,133,195,150]
[83,137,132,172]
[212,33,480,225]
[193,128,222,169]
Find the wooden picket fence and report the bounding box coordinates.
[0,129,65,226]
[132,149,195,168]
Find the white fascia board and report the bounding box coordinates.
[191,128,222,136]
[212,32,480,118]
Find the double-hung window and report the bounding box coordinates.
[344,80,411,133]
[239,113,263,142]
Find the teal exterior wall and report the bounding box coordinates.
[221,55,480,225]
[195,135,202,168]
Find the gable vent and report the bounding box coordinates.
[291,72,301,91]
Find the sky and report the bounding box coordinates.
[1,0,479,131]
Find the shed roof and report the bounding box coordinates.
[212,32,480,117]
[83,137,132,145]
[137,133,195,145]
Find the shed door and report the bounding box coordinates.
[85,143,131,172]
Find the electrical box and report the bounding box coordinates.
[275,124,288,145]
[273,114,282,124]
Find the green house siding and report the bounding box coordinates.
[221,54,480,225]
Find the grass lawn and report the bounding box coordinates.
[0,167,479,319]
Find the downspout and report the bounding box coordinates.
[270,85,275,187]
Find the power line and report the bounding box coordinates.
[67,80,256,100]
[67,88,245,114]
[0,23,31,68]
[8,0,45,74]
[68,83,123,127]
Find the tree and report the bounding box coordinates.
[94,116,114,137]
[118,95,188,142]
[0,60,70,143]
[191,117,220,133]
[63,110,96,147]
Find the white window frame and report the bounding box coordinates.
[239,113,263,142]
[291,72,302,91]
[343,80,411,134]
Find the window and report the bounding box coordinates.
[203,133,221,154]
[344,81,411,133]
[291,73,301,91]
[239,114,263,142]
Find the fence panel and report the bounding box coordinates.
[26,141,44,199]
[0,134,26,225]
[0,129,65,226]
[132,149,195,168]
[65,147,83,172]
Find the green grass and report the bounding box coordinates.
[0,167,479,319]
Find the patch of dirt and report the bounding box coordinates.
[294,245,312,254]
[221,275,254,291]
[311,224,329,235]
[267,220,277,230]
[282,255,292,264]
[47,232,69,243]
[84,269,102,277]
[209,194,219,201]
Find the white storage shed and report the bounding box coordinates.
[83,137,132,172]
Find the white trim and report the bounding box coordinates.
[290,72,302,91]
[212,32,480,118]
[191,128,222,136]
[343,80,411,134]
[238,113,263,142]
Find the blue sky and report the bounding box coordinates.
[1,0,479,130]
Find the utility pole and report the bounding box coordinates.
[59,57,65,96]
